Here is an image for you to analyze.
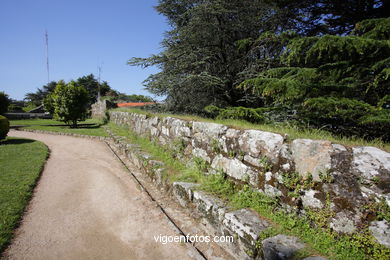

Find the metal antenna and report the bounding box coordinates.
[97,65,102,100]
[45,30,50,85]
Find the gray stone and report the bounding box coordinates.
[281,163,291,172]
[223,209,270,241]
[192,148,211,163]
[244,155,263,168]
[280,144,293,162]
[192,132,209,150]
[264,184,282,198]
[169,118,191,138]
[161,125,170,137]
[193,190,228,225]
[265,172,273,182]
[238,130,284,164]
[211,154,257,184]
[352,146,390,182]
[330,212,357,234]
[369,220,390,248]
[291,139,333,181]
[301,190,324,209]
[262,234,305,260]
[173,182,200,207]
[221,128,241,154]
[192,121,228,138]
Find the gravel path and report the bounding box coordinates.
[3,130,199,260]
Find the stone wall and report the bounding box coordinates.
[91,100,116,119]
[109,111,390,239]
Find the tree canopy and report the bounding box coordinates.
[25,74,111,108]
[48,80,89,127]
[0,92,10,115]
[129,0,389,140]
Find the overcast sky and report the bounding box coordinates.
[0,0,168,100]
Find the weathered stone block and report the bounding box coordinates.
[211,154,258,185]
[352,146,390,182]
[238,130,284,165]
[192,148,211,163]
[221,128,241,154]
[192,121,228,136]
[291,139,333,181]
[172,182,200,207]
[369,220,390,248]
[193,190,228,228]
[301,190,324,209]
[223,209,271,259]
[261,234,305,260]
[330,211,357,234]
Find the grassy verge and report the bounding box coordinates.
[107,123,390,260]
[10,119,108,137]
[0,137,49,254]
[113,108,390,152]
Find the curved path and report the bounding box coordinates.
[4,130,198,260]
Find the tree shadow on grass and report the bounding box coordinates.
[0,138,35,145]
[72,123,102,129]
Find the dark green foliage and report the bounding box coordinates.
[25,75,112,109]
[7,104,23,112]
[0,115,9,140]
[24,81,57,106]
[51,81,89,128]
[103,93,154,103]
[205,105,265,123]
[129,0,290,113]
[76,74,111,105]
[240,18,390,140]
[0,92,10,115]
[302,97,390,139]
[354,17,390,40]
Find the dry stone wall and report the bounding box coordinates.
[109,111,390,242]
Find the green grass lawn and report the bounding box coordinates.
[10,118,108,137]
[0,137,49,254]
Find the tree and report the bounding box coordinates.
[238,18,390,140]
[271,0,389,36]
[129,0,389,114]
[76,74,111,105]
[51,80,89,128]
[0,92,10,115]
[129,0,285,113]
[24,81,57,106]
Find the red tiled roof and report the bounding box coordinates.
[117,102,156,107]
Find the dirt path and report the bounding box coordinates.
[3,130,200,260]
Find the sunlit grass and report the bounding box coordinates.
[10,119,108,137]
[0,137,48,254]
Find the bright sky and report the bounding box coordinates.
[0,0,168,101]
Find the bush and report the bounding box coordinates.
[205,105,265,123]
[51,80,89,127]
[0,115,9,140]
[302,97,389,140]
[8,104,23,112]
[0,92,10,115]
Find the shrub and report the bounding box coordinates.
[51,80,89,127]
[205,105,265,123]
[0,92,10,114]
[0,115,9,140]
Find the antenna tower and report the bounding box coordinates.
[97,65,102,100]
[45,30,50,85]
